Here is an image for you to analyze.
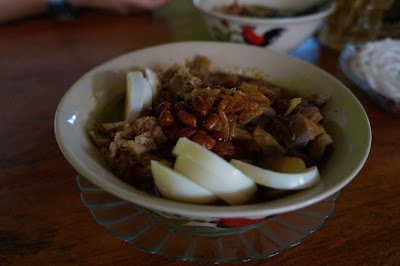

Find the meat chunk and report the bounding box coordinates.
[188,55,211,81]
[89,116,167,178]
[253,125,285,155]
[123,126,167,156]
[289,114,325,148]
[167,66,202,98]
[108,117,166,158]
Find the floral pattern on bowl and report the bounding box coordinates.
[193,0,335,52]
[211,18,286,47]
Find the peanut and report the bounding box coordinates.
[213,142,236,159]
[196,129,207,135]
[177,127,197,138]
[192,96,210,117]
[155,101,171,115]
[192,133,216,150]
[159,110,174,127]
[177,111,197,128]
[203,114,219,131]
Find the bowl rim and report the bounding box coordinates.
[192,0,335,25]
[54,41,371,219]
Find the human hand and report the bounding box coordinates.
[71,0,169,14]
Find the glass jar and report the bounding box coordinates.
[318,0,394,50]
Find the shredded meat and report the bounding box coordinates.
[188,55,211,81]
[90,116,167,178]
[166,67,202,99]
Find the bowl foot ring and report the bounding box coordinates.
[77,175,339,263]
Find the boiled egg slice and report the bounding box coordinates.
[124,71,147,121]
[124,69,159,121]
[173,137,257,205]
[230,159,320,190]
[174,155,257,205]
[151,160,218,204]
[142,77,152,110]
[145,68,160,101]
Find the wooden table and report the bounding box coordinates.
[1,1,399,265]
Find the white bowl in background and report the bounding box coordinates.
[193,0,334,52]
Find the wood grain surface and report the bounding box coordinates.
[1,1,399,265]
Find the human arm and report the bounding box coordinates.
[0,0,47,23]
[0,0,169,23]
